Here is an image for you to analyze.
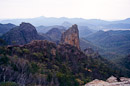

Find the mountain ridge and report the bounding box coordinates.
[1,22,51,45]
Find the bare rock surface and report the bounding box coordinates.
[85,76,130,86]
[61,24,80,49]
[106,76,118,83]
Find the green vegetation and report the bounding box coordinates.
[29,62,39,74]
[0,82,18,86]
[0,38,6,45]
[32,52,43,57]
[0,42,127,86]
[23,48,30,54]
[0,55,9,65]
[56,72,79,86]
[84,30,130,60]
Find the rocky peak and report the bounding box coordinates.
[106,76,118,83]
[61,24,80,49]
[19,22,36,31]
[2,22,42,45]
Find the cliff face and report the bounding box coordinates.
[61,24,80,49]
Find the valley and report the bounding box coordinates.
[0,17,130,86]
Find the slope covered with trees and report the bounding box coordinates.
[0,40,123,86]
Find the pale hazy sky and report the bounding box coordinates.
[0,0,130,20]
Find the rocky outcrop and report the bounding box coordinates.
[85,79,109,86]
[120,77,130,82]
[2,22,50,45]
[85,76,130,86]
[106,76,118,83]
[61,24,80,49]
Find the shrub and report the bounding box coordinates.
[15,47,22,54]
[23,49,30,54]
[56,72,79,86]
[0,82,18,86]
[32,52,43,57]
[47,72,52,82]
[29,62,39,74]
[0,55,9,65]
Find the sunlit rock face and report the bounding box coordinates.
[85,76,130,86]
[61,24,80,49]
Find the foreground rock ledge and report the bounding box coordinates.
[85,76,130,86]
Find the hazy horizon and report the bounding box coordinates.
[0,16,129,21]
[0,0,130,20]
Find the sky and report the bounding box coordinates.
[0,0,130,20]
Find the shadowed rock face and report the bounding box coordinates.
[61,24,80,49]
[2,22,50,45]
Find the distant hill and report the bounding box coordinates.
[80,38,103,52]
[84,30,130,59]
[0,23,16,36]
[78,26,93,37]
[112,18,130,24]
[46,28,66,43]
[103,23,130,29]
[36,25,66,33]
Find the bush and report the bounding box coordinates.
[29,62,39,74]
[32,52,43,57]
[0,55,9,65]
[0,38,6,45]
[56,72,79,86]
[0,82,18,86]
[23,49,30,54]
[15,47,22,54]
[47,72,52,82]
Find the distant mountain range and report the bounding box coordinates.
[1,16,130,30]
[1,21,130,58]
